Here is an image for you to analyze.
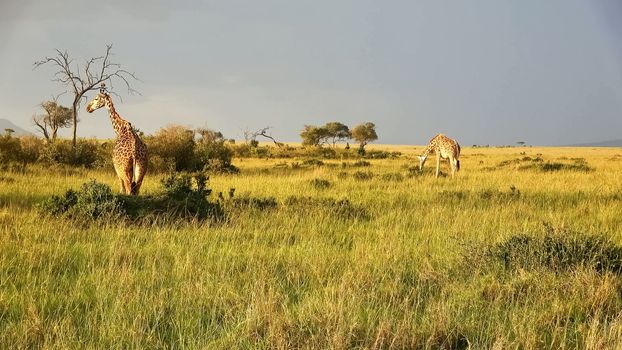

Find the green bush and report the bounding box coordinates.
[310,178,331,189]
[363,150,401,159]
[284,196,369,221]
[40,180,123,221]
[195,134,237,173]
[18,135,44,165]
[496,156,592,172]
[120,173,225,222]
[148,154,176,173]
[487,233,622,274]
[227,196,278,211]
[353,171,373,180]
[145,125,197,171]
[301,159,324,167]
[145,125,238,173]
[39,174,225,224]
[381,172,404,182]
[39,139,105,168]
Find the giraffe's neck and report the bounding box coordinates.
[105,99,131,138]
[420,142,436,161]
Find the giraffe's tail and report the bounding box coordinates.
[130,181,138,195]
[130,159,138,195]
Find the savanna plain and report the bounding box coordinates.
[1,145,622,349]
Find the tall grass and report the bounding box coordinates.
[1,146,622,348]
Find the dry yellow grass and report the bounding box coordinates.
[0,145,622,348]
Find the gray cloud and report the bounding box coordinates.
[1,0,621,145]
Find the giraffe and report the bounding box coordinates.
[86,86,148,195]
[418,134,461,178]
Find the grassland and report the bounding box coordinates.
[1,145,622,349]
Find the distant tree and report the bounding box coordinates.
[32,100,73,142]
[34,44,138,150]
[351,122,378,154]
[516,141,526,146]
[300,125,329,147]
[196,128,224,143]
[324,122,351,147]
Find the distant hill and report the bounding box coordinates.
[0,119,32,136]
[565,139,622,147]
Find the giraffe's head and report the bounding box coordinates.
[86,92,109,113]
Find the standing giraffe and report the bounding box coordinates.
[418,134,461,178]
[86,86,148,195]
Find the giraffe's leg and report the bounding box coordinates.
[113,162,127,194]
[132,160,147,195]
[449,157,455,177]
[435,155,441,178]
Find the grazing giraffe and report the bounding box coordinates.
[418,134,461,178]
[86,86,148,195]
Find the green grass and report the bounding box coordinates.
[1,146,622,348]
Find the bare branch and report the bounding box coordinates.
[33,44,139,148]
[244,126,283,147]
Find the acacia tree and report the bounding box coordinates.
[34,44,138,149]
[351,122,378,153]
[324,122,351,147]
[300,125,329,146]
[32,100,72,142]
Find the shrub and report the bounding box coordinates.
[353,171,373,180]
[18,135,44,165]
[121,173,225,222]
[487,233,622,274]
[39,189,78,217]
[39,180,123,221]
[301,159,324,167]
[496,156,592,172]
[363,150,401,159]
[195,134,237,173]
[145,125,197,171]
[228,196,278,211]
[0,133,23,168]
[39,139,105,168]
[352,160,370,167]
[381,172,404,182]
[148,154,176,173]
[39,174,225,224]
[72,180,124,219]
[284,196,369,221]
[405,166,423,178]
[310,178,331,189]
[518,161,593,172]
[478,186,521,201]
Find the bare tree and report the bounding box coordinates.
[244,127,283,147]
[34,44,138,149]
[32,97,73,142]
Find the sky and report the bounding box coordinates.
[0,0,621,146]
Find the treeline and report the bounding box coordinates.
[300,122,378,153]
[0,123,396,173]
[0,126,236,173]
